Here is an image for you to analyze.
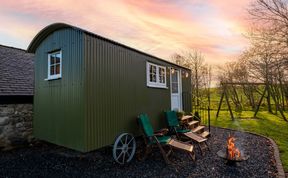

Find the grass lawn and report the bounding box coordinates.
[209,110,288,172]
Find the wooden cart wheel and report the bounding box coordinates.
[113,133,136,164]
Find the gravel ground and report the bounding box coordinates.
[0,127,278,178]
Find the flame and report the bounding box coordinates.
[227,135,241,160]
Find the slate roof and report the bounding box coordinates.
[0,44,34,96]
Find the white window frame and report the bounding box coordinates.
[146,62,167,88]
[46,50,62,80]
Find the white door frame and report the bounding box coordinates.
[170,69,182,111]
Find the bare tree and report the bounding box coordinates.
[214,0,288,120]
[248,0,288,61]
[171,49,211,106]
[232,0,288,120]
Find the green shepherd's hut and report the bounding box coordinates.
[27,23,192,152]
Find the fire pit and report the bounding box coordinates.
[217,134,249,165]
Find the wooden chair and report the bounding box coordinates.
[138,114,195,164]
[165,111,209,155]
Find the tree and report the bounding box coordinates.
[171,49,211,107]
[215,0,288,120]
[234,0,288,120]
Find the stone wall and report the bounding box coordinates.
[0,104,33,150]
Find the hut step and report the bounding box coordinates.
[188,121,199,128]
[192,125,205,133]
[200,131,210,138]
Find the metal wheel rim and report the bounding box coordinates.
[113,133,136,164]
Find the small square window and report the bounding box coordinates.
[47,50,62,80]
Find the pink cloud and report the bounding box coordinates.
[122,0,193,22]
[0,0,251,65]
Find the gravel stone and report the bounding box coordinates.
[0,127,278,178]
[0,117,9,126]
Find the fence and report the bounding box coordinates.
[191,95,211,132]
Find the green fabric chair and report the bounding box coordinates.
[165,110,190,135]
[138,114,195,164]
[139,113,171,145]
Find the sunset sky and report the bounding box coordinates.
[0,0,252,65]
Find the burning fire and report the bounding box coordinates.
[227,135,241,160]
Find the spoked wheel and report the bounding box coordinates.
[113,133,136,164]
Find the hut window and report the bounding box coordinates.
[149,64,157,83]
[47,50,62,80]
[146,62,167,88]
[159,67,166,84]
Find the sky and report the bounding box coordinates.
[0,0,252,65]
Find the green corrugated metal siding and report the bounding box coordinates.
[182,91,192,113]
[181,70,192,114]
[32,25,191,152]
[34,28,86,151]
[83,33,191,151]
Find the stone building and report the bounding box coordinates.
[0,44,34,150]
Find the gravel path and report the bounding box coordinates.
[0,127,278,178]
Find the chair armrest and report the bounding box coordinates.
[154,128,169,136]
[154,132,164,136]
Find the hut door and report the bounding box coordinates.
[170,69,182,111]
